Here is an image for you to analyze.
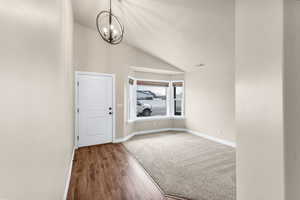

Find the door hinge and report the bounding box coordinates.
[77,108,79,113]
[77,136,79,140]
[77,81,79,86]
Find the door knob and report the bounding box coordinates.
[109,107,112,110]
[109,112,113,115]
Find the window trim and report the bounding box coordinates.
[128,77,185,122]
[128,76,137,121]
[171,80,185,117]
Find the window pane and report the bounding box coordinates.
[137,85,167,117]
[174,99,182,116]
[174,83,183,116]
[174,86,183,99]
[128,83,135,120]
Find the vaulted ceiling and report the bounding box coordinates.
[72,0,234,71]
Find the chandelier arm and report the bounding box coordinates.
[110,14,124,45]
[96,11,109,42]
[96,0,124,45]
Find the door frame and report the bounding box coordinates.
[74,71,116,148]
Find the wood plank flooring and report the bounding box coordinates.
[67,143,180,200]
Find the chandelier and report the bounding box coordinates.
[96,0,124,45]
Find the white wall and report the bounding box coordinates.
[235,0,285,200]
[0,0,74,199]
[184,0,235,143]
[72,0,238,72]
[284,0,300,199]
[74,23,184,139]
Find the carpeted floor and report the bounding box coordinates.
[123,132,236,200]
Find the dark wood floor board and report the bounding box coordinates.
[67,143,178,200]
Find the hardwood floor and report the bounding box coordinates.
[67,143,180,200]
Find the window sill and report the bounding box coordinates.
[127,116,185,123]
[172,116,186,120]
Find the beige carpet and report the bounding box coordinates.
[123,132,236,200]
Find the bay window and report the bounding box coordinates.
[128,77,184,121]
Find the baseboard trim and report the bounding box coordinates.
[168,128,187,132]
[133,128,172,136]
[114,128,236,148]
[114,134,134,143]
[63,147,75,200]
[114,128,173,143]
[186,129,236,147]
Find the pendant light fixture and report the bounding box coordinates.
[96,0,124,45]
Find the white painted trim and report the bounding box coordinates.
[168,128,187,132]
[171,128,236,147]
[134,128,171,136]
[135,77,171,83]
[74,71,116,148]
[130,66,184,75]
[114,128,236,148]
[62,147,75,200]
[113,128,172,143]
[128,76,137,122]
[114,134,134,143]
[170,80,185,117]
[132,116,173,122]
[112,74,116,143]
[75,71,115,77]
[127,116,185,123]
[172,116,186,120]
[186,129,236,147]
[74,73,79,148]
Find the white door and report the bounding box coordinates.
[77,73,114,147]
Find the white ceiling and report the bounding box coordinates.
[72,0,234,71]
